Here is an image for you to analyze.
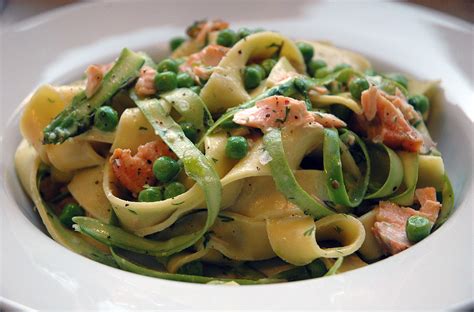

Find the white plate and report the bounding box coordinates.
[1,1,473,310]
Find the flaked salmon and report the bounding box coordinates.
[180,44,229,81]
[135,66,157,97]
[357,86,423,152]
[415,187,441,223]
[372,192,441,255]
[233,95,346,131]
[85,63,113,98]
[110,140,175,195]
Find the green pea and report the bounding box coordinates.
[225,136,248,159]
[364,68,377,76]
[296,42,314,63]
[349,77,370,100]
[237,27,252,39]
[406,215,431,243]
[59,203,85,228]
[307,59,327,77]
[155,71,177,92]
[94,106,119,132]
[157,58,179,73]
[220,119,241,130]
[243,66,262,89]
[138,187,163,202]
[337,71,353,83]
[170,37,186,51]
[164,181,186,199]
[177,72,195,88]
[179,121,198,143]
[333,64,353,83]
[177,261,203,275]
[189,85,201,94]
[385,73,408,89]
[261,59,277,76]
[333,63,352,72]
[153,156,181,182]
[216,29,238,47]
[408,94,430,114]
[250,64,266,79]
[315,67,331,79]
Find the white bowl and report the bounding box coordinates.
[1,1,472,309]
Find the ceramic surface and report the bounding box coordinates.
[1,1,472,309]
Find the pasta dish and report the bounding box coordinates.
[15,20,454,284]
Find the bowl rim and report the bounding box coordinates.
[1,1,473,310]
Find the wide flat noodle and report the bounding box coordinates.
[265,57,300,89]
[303,41,371,71]
[201,31,305,113]
[227,171,329,220]
[266,214,365,266]
[204,132,237,178]
[20,84,84,163]
[105,114,324,236]
[358,209,384,261]
[20,83,115,172]
[408,79,440,97]
[46,139,104,172]
[418,155,445,191]
[156,170,331,264]
[111,107,160,154]
[321,254,367,273]
[310,92,362,114]
[14,140,115,266]
[68,165,112,223]
[208,212,275,261]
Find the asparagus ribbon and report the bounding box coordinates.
[43,48,145,144]
[74,98,222,256]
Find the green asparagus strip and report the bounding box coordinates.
[263,128,335,219]
[160,88,214,141]
[111,248,282,284]
[73,98,222,256]
[324,257,343,276]
[433,175,455,229]
[323,128,370,207]
[365,143,404,199]
[34,168,117,267]
[389,151,419,206]
[43,48,145,144]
